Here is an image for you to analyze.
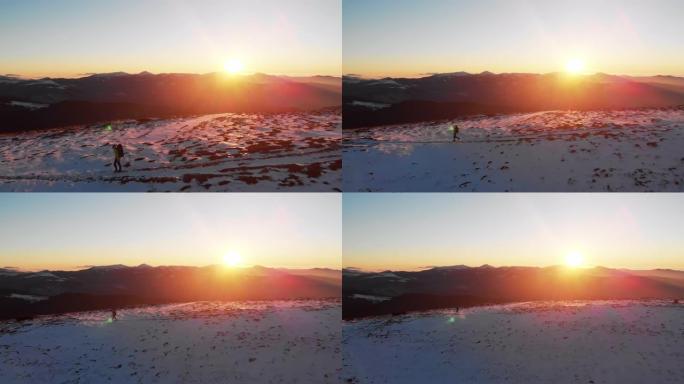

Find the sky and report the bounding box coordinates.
[0,194,341,271]
[0,0,341,78]
[344,0,684,78]
[344,194,684,271]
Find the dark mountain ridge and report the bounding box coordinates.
[0,72,341,133]
[343,71,684,128]
[343,265,684,319]
[0,264,341,320]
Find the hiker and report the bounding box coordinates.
[452,124,460,142]
[112,144,124,172]
[111,308,118,320]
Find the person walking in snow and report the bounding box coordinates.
[452,124,460,142]
[112,144,124,172]
[111,308,118,321]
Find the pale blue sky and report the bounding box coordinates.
[344,194,684,270]
[344,0,684,77]
[0,0,341,77]
[0,193,341,270]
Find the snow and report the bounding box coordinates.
[343,108,684,191]
[0,299,341,384]
[343,76,363,84]
[0,77,21,84]
[343,268,365,277]
[7,294,47,302]
[0,110,341,191]
[366,79,408,89]
[7,101,49,110]
[24,79,66,89]
[432,265,471,271]
[87,264,130,271]
[351,294,391,303]
[365,272,410,282]
[432,71,471,77]
[343,300,684,384]
[22,272,65,281]
[0,268,20,276]
[350,101,390,110]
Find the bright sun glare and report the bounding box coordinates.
[564,251,585,268]
[224,59,245,75]
[223,251,243,267]
[565,58,586,75]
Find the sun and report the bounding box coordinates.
[564,251,585,268]
[224,58,245,75]
[223,251,243,268]
[565,58,586,75]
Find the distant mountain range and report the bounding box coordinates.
[0,264,341,320]
[0,72,341,132]
[343,265,684,319]
[343,71,684,128]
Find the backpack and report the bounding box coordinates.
[118,145,125,157]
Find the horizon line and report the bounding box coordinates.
[345,264,684,273]
[343,70,684,80]
[2,264,342,273]
[3,71,343,81]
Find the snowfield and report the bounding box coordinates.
[0,300,341,383]
[0,110,341,191]
[343,300,684,384]
[343,108,684,191]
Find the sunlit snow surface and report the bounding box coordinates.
[0,110,341,191]
[343,300,684,384]
[0,299,341,383]
[343,108,684,191]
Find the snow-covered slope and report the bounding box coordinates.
[343,108,684,191]
[0,110,341,191]
[343,300,684,384]
[0,300,341,383]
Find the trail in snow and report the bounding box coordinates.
[0,110,341,191]
[0,299,341,383]
[343,108,684,191]
[343,300,684,384]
